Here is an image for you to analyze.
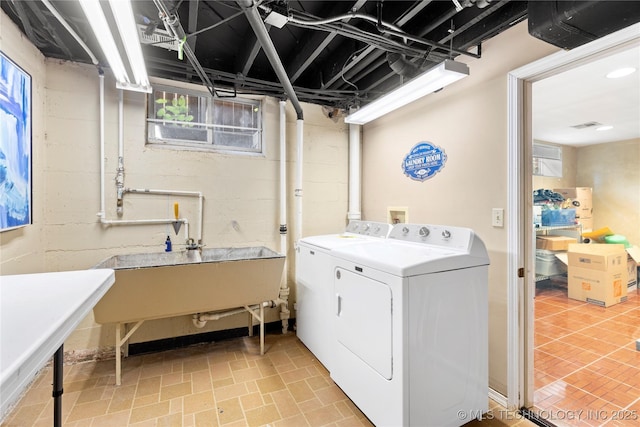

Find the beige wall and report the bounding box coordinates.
[360,21,558,394]
[1,9,349,354]
[0,11,47,275]
[577,139,640,245]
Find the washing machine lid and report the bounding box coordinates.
[299,221,391,251]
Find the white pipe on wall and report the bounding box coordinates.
[116,90,125,215]
[347,122,362,221]
[95,82,205,247]
[100,217,189,239]
[279,100,290,334]
[295,119,304,242]
[124,188,204,245]
[279,100,287,255]
[99,72,105,219]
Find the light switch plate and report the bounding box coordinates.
[492,208,504,227]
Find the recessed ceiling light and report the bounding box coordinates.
[606,67,637,79]
[596,125,613,131]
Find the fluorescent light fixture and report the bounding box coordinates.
[345,59,469,125]
[596,125,613,131]
[606,67,636,79]
[79,0,151,92]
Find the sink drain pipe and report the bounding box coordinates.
[191,300,283,328]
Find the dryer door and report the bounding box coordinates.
[335,267,393,379]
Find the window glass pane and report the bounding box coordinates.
[147,85,262,153]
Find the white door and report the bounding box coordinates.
[334,267,393,379]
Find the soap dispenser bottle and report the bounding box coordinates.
[165,236,172,252]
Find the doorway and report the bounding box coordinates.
[531,45,640,422]
[506,22,640,419]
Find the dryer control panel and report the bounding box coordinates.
[388,223,473,251]
[345,220,391,238]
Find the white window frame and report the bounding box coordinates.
[147,84,264,155]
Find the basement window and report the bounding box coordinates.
[532,142,562,177]
[147,85,263,154]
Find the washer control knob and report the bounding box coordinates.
[402,226,409,235]
[419,226,430,237]
[442,230,451,239]
[363,223,370,231]
[374,225,380,233]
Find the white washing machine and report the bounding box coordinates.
[296,220,391,371]
[330,223,489,427]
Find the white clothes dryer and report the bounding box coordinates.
[330,223,489,427]
[295,220,391,371]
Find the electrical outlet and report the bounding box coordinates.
[492,208,504,227]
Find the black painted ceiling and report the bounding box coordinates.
[2,1,531,109]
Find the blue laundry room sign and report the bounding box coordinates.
[402,142,447,181]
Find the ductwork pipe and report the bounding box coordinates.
[239,0,305,334]
[238,0,303,120]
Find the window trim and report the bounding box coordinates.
[146,84,265,155]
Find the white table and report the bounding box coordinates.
[1,269,115,426]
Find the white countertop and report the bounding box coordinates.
[0,269,115,421]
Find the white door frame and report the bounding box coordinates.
[506,23,640,410]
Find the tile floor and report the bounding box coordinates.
[2,332,537,427]
[534,284,640,427]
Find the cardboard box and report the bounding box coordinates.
[568,266,627,307]
[536,235,577,251]
[567,244,628,307]
[626,246,640,292]
[554,187,593,219]
[554,187,592,208]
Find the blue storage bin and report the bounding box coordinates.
[541,208,576,226]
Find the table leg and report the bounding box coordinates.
[53,345,64,427]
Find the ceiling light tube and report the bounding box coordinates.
[79,0,128,83]
[108,0,151,92]
[345,59,469,125]
[79,0,151,93]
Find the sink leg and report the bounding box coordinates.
[260,303,265,355]
[114,320,144,387]
[115,323,122,386]
[245,305,265,355]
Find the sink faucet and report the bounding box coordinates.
[186,238,202,251]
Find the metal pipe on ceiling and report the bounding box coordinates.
[153,0,236,98]
[238,0,303,120]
